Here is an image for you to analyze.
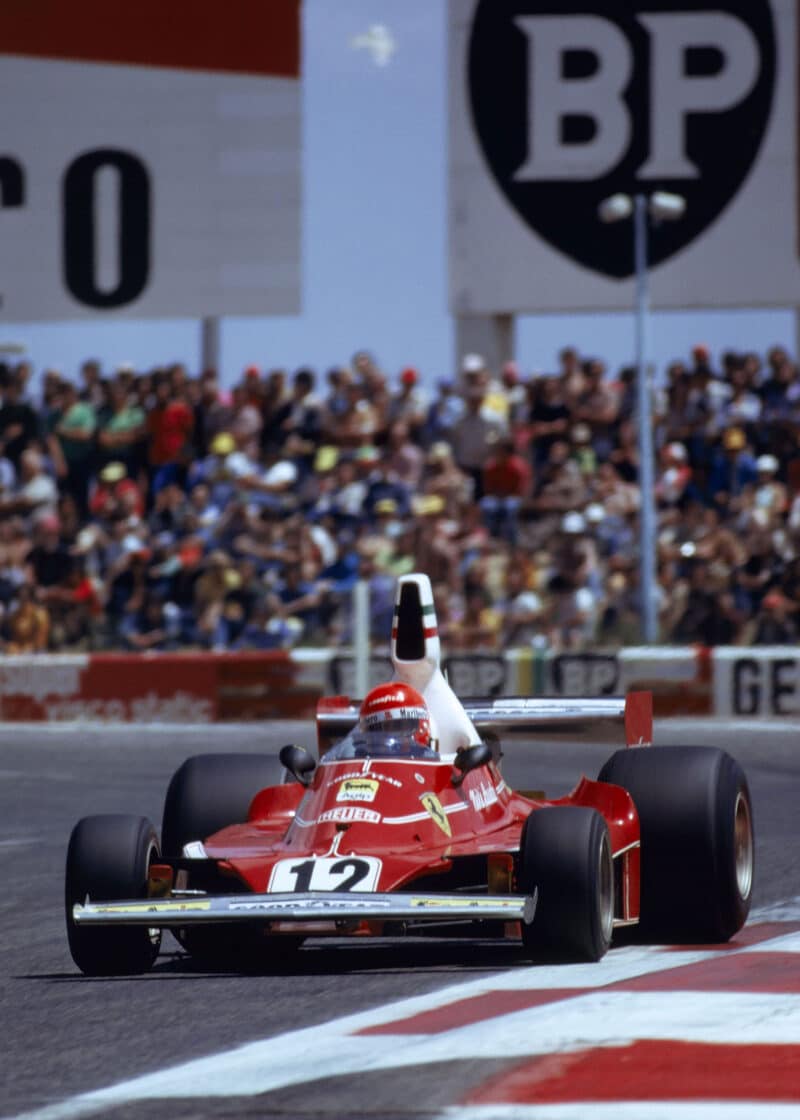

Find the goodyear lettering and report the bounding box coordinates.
[230,898,392,912]
[327,771,402,789]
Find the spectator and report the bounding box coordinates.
[421,378,465,447]
[449,376,507,500]
[385,419,425,492]
[749,589,799,644]
[448,582,502,650]
[655,442,693,506]
[498,563,545,647]
[3,583,50,652]
[335,378,384,447]
[97,379,146,478]
[570,357,619,460]
[386,367,429,434]
[277,367,324,466]
[480,436,533,543]
[715,361,762,436]
[229,384,264,450]
[193,371,232,457]
[49,380,96,517]
[525,374,571,468]
[79,359,105,408]
[524,440,589,550]
[146,375,194,494]
[0,448,58,521]
[420,441,472,513]
[4,340,800,654]
[90,461,145,521]
[0,374,40,468]
[122,592,173,652]
[708,427,758,511]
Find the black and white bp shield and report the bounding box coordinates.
[467,1,777,277]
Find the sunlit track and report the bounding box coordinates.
[2,720,799,1119]
[7,913,800,1120]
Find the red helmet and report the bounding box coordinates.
[358,683,431,747]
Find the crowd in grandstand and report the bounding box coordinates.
[0,340,798,654]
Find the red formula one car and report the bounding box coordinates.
[66,573,755,975]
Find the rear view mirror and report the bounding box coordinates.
[279,744,316,787]
[451,742,492,786]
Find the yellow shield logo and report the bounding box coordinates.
[421,792,451,837]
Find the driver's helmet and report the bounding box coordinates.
[358,683,432,749]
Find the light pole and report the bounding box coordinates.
[598,191,686,644]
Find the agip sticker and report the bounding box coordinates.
[337,777,379,803]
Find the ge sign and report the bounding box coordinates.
[467,1,776,277]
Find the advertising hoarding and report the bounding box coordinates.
[0,0,301,321]
[450,0,797,313]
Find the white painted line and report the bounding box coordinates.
[6,926,800,1120]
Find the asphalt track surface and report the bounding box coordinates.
[1,718,799,1119]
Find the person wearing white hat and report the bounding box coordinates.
[754,453,786,527]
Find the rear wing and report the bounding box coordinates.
[316,691,652,757]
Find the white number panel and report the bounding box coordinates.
[268,856,382,894]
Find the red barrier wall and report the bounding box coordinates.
[0,652,323,722]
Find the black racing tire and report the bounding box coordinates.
[161,753,280,856]
[65,814,161,976]
[597,746,754,942]
[518,806,614,962]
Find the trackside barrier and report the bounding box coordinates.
[0,646,795,721]
[3,645,793,721]
[0,652,322,723]
[712,647,800,718]
[500,646,712,717]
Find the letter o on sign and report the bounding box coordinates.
[62,148,151,308]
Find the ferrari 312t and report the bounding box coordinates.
[66,573,754,975]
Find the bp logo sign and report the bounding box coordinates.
[468,1,776,278]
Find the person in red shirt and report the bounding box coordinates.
[480,437,533,544]
[146,376,194,495]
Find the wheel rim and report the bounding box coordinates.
[733,791,754,901]
[598,833,614,944]
[146,838,161,951]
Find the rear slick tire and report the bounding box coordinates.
[65,814,161,976]
[518,805,613,962]
[598,745,754,942]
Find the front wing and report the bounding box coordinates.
[73,890,536,928]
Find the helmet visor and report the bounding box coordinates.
[327,730,438,761]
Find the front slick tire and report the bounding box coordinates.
[66,814,161,976]
[519,806,613,962]
[161,753,279,857]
